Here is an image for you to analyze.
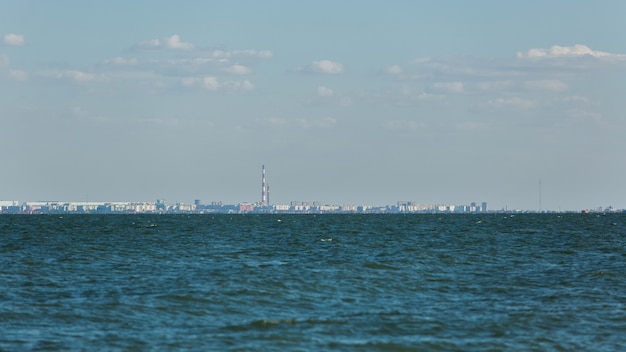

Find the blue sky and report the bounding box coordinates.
[1,1,625,210]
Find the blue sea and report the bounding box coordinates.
[1,214,625,351]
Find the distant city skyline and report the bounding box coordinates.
[2,198,495,214]
[1,1,625,211]
[1,197,621,214]
[0,164,617,212]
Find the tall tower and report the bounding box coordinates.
[261,165,267,206]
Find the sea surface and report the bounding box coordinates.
[1,213,625,351]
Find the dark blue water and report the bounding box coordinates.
[1,214,625,351]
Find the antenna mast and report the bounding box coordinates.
[261,165,267,206]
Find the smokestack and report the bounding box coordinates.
[261,165,267,206]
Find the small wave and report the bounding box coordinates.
[250,318,297,327]
[224,317,351,332]
[224,318,297,331]
[363,262,400,270]
[246,260,288,268]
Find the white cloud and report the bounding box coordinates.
[524,80,568,92]
[415,92,446,101]
[566,108,602,122]
[305,86,352,107]
[202,76,219,91]
[3,33,25,46]
[412,57,431,65]
[232,50,273,59]
[317,85,334,97]
[139,38,161,50]
[9,69,28,81]
[191,57,225,65]
[384,120,425,131]
[295,60,345,74]
[297,116,336,129]
[223,64,252,75]
[563,96,590,104]
[65,70,96,82]
[71,106,85,117]
[120,49,270,78]
[339,96,353,107]
[362,84,447,107]
[210,49,273,59]
[104,57,138,66]
[182,76,255,92]
[38,69,112,85]
[517,44,626,60]
[385,65,403,75]
[487,97,537,109]
[223,79,255,91]
[45,69,97,83]
[165,35,193,50]
[242,80,255,91]
[138,34,194,51]
[313,60,344,74]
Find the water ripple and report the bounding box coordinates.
[1,213,625,351]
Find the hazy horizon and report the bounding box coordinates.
[2,1,625,211]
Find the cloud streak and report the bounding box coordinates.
[317,85,334,97]
[211,49,273,59]
[223,64,252,75]
[384,65,403,75]
[430,81,464,94]
[9,69,28,81]
[375,43,626,108]
[487,97,537,109]
[181,76,255,92]
[517,44,626,60]
[44,69,99,83]
[103,57,138,66]
[296,60,345,74]
[137,34,194,51]
[3,33,25,46]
